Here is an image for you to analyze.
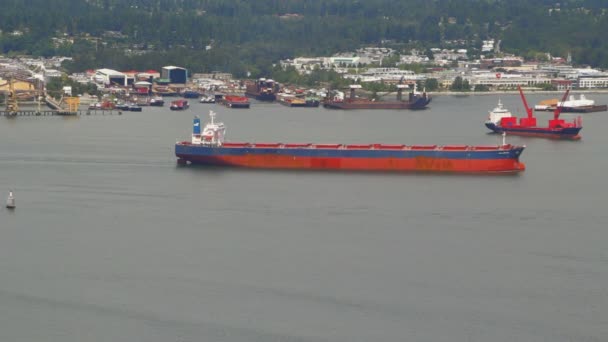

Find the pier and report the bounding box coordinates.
[2,78,125,117]
[1,109,122,117]
[2,82,122,117]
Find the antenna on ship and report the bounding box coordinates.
[6,190,15,209]
[209,110,216,124]
[502,131,507,146]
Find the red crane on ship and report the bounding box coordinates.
[517,85,581,129]
[485,86,582,139]
[517,85,537,127]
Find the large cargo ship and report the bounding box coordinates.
[323,84,431,110]
[175,111,526,174]
[245,78,279,101]
[485,86,582,140]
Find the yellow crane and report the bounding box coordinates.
[0,78,20,114]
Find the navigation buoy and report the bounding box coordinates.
[6,191,15,209]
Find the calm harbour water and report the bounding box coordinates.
[1,94,607,342]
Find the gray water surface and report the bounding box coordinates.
[1,95,607,342]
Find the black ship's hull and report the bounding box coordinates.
[323,96,431,110]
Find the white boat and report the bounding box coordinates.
[535,94,607,113]
[88,102,102,110]
[78,94,99,105]
[149,96,165,107]
[199,95,216,104]
[559,94,595,108]
[6,191,15,209]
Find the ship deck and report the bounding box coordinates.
[177,141,514,152]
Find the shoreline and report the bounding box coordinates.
[429,89,608,96]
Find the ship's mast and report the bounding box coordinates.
[517,85,533,119]
[554,87,571,120]
[349,84,361,100]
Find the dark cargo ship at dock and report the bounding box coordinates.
[323,84,431,110]
[245,78,279,102]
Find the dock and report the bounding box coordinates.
[1,78,126,117]
[1,109,122,117]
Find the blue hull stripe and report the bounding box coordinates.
[176,145,524,160]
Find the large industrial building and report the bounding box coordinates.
[161,66,188,84]
[94,68,129,86]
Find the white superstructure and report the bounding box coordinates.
[558,94,595,108]
[192,111,226,146]
[486,99,513,125]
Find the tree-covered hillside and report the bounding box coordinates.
[1,0,607,76]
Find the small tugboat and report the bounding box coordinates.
[170,99,190,111]
[127,103,143,112]
[485,86,582,140]
[115,102,130,111]
[199,95,216,104]
[6,191,15,209]
[116,102,142,111]
[175,111,526,174]
[149,96,165,107]
[88,101,115,110]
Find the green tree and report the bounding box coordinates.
[450,76,463,91]
[474,84,490,92]
[424,78,439,91]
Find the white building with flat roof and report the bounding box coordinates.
[469,72,551,88]
[578,77,608,88]
[94,68,127,86]
[329,56,360,66]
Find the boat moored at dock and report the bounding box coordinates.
[245,78,279,101]
[183,90,201,99]
[323,83,431,110]
[277,94,320,107]
[535,94,607,113]
[221,95,250,108]
[149,96,165,106]
[170,99,190,110]
[176,111,526,174]
[199,95,216,104]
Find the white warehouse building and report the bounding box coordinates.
[94,68,127,86]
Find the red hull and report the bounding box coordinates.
[222,95,250,108]
[179,155,526,174]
